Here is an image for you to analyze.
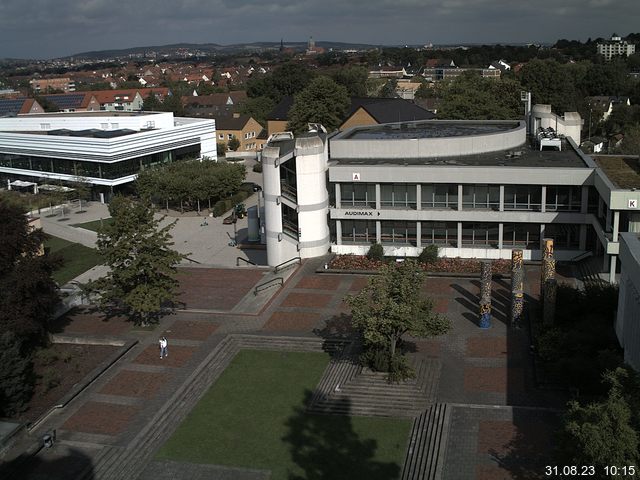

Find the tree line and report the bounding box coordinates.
[136,160,246,212]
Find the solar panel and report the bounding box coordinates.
[42,94,85,110]
[0,98,26,116]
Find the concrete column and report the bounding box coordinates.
[606,206,612,232]
[613,211,620,241]
[376,220,381,244]
[598,196,603,219]
[457,184,463,211]
[336,220,342,245]
[610,256,617,284]
[499,185,505,212]
[541,186,547,213]
[581,185,589,214]
[498,223,504,249]
[540,224,546,252]
[416,184,421,211]
[375,184,381,210]
[579,224,587,250]
[335,183,341,209]
[416,221,421,248]
[603,253,609,272]
[457,222,463,249]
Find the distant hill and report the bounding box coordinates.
[67,41,381,60]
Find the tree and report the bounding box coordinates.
[142,93,162,112]
[379,79,398,98]
[518,59,581,113]
[619,125,640,155]
[332,66,368,97]
[0,199,60,346]
[246,62,315,102]
[0,331,33,417]
[345,260,451,379]
[287,76,350,134]
[437,73,523,120]
[227,136,241,152]
[560,368,640,470]
[239,96,275,127]
[85,196,186,326]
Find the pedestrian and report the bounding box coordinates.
[159,336,168,359]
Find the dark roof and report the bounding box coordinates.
[0,98,27,117]
[41,93,87,110]
[267,96,435,125]
[267,96,294,121]
[47,128,137,138]
[346,97,436,124]
[216,114,252,130]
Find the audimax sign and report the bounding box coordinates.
[344,211,381,216]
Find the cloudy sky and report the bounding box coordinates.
[1,0,638,59]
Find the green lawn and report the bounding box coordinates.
[71,217,113,232]
[45,236,102,285]
[157,350,410,480]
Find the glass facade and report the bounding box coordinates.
[546,186,582,212]
[545,224,580,249]
[380,183,417,209]
[462,185,500,210]
[279,160,297,202]
[380,221,417,245]
[504,185,542,211]
[462,223,499,247]
[282,204,299,239]
[0,145,198,181]
[341,220,376,244]
[421,221,457,246]
[421,184,458,209]
[340,183,376,208]
[502,223,540,248]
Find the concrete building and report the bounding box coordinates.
[597,34,636,61]
[0,111,216,196]
[262,107,640,284]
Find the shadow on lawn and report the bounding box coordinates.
[282,391,401,480]
[0,446,95,480]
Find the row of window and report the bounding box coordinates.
[340,220,581,249]
[339,183,586,212]
[0,145,199,180]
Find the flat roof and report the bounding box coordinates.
[341,120,521,140]
[331,138,589,169]
[18,111,162,118]
[593,155,640,189]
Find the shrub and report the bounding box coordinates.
[387,354,416,383]
[361,346,389,372]
[366,243,384,261]
[212,199,233,217]
[0,332,33,416]
[34,348,58,366]
[41,368,61,392]
[252,162,263,173]
[418,245,439,264]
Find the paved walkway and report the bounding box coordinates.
[2,258,568,480]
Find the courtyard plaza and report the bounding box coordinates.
[0,250,575,480]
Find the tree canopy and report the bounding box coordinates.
[85,196,186,326]
[345,260,451,379]
[246,62,315,102]
[287,76,350,134]
[437,73,523,120]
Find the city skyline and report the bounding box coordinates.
[0,0,638,59]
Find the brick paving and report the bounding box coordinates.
[132,345,197,367]
[162,319,219,341]
[14,260,571,480]
[61,402,139,436]
[99,370,170,398]
[50,310,132,336]
[176,268,265,310]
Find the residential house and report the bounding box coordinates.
[368,67,408,79]
[216,114,263,151]
[182,92,248,118]
[597,34,636,61]
[0,98,44,117]
[40,93,100,112]
[29,77,76,93]
[587,96,631,122]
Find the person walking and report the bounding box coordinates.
[159,337,168,359]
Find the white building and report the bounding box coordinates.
[0,111,216,195]
[597,34,636,61]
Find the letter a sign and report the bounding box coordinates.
[352,172,361,181]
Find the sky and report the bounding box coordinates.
[0,0,639,59]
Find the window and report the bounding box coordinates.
[502,223,540,248]
[546,186,582,212]
[341,220,376,244]
[380,183,417,209]
[422,184,457,209]
[544,224,580,249]
[462,185,500,210]
[40,123,50,130]
[421,221,457,246]
[340,183,376,208]
[227,134,233,140]
[380,221,417,245]
[279,160,297,201]
[461,223,499,247]
[504,186,542,211]
[218,134,223,139]
[281,204,299,239]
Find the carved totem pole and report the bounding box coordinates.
[510,249,524,327]
[479,260,492,329]
[541,238,557,325]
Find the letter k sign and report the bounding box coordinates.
[629,199,638,209]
